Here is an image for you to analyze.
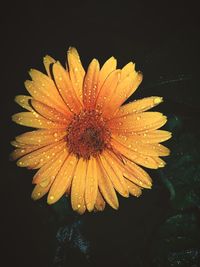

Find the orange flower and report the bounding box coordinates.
[11,47,171,214]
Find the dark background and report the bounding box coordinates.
[2,1,200,267]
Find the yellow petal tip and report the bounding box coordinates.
[154,97,163,105]
[47,195,55,204]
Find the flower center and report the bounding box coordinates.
[66,110,111,159]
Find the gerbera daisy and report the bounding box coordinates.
[11,47,171,214]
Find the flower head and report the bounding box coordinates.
[11,47,171,214]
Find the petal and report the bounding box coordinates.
[96,157,119,209]
[106,150,152,188]
[100,151,129,197]
[71,158,87,214]
[17,141,66,169]
[67,47,85,102]
[152,157,166,168]
[114,130,172,143]
[108,112,167,133]
[103,67,143,118]
[94,190,106,211]
[47,153,78,204]
[11,140,26,148]
[32,148,68,184]
[32,182,53,200]
[137,130,172,143]
[12,112,67,129]
[10,145,41,161]
[83,59,100,110]
[31,99,71,123]
[125,179,142,197]
[15,95,33,111]
[97,56,117,91]
[25,70,70,115]
[95,70,121,112]
[110,138,161,169]
[112,135,170,156]
[121,62,135,79]
[43,55,56,77]
[15,129,66,146]
[85,157,98,211]
[52,62,83,113]
[116,96,163,116]
[123,158,152,186]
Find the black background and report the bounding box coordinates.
[2,1,199,267]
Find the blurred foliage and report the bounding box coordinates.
[148,115,200,267]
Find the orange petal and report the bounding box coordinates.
[112,135,170,156]
[125,179,142,197]
[67,47,85,103]
[52,62,83,113]
[137,130,172,143]
[43,55,56,77]
[47,154,78,204]
[95,70,121,112]
[11,140,27,148]
[31,99,71,123]
[115,130,172,143]
[12,112,67,129]
[152,156,166,168]
[108,112,167,133]
[83,59,100,110]
[17,141,66,169]
[32,182,53,200]
[94,190,106,211]
[111,138,160,169]
[97,56,117,91]
[15,95,33,111]
[10,145,41,161]
[103,67,142,118]
[85,157,98,211]
[116,96,163,116]
[15,129,66,146]
[100,151,129,197]
[25,71,69,116]
[106,150,152,188]
[32,148,68,184]
[71,158,87,214]
[121,62,135,79]
[122,158,152,187]
[96,157,119,209]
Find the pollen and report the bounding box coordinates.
[66,110,111,159]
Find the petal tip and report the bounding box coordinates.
[154,97,163,105]
[47,195,56,205]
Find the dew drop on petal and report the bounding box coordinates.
[50,195,54,200]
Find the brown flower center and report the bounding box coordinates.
[66,110,111,159]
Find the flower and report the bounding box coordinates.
[11,47,171,214]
